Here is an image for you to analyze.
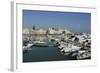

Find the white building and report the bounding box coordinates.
[47,28,71,35]
[23,28,46,35]
[23,27,71,35]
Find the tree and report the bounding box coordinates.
[46,29,49,35]
[62,30,66,35]
[32,26,35,30]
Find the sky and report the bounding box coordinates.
[23,10,91,33]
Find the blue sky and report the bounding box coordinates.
[23,10,91,33]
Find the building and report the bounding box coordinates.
[47,28,71,35]
[23,28,46,35]
[23,27,71,35]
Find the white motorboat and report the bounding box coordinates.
[77,50,91,59]
[23,43,33,51]
[59,45,81,55]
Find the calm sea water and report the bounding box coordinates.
[23,46,77,62]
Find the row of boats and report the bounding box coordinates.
[52,33,91,59]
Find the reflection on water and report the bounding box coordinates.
[23,46,77,62]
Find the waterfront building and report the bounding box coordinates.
[47,28,71,35]
[23,27,71,35]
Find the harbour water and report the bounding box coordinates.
[23,46,77,62]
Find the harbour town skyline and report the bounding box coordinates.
[23,10,91,33]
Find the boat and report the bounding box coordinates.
[77,50,91,59]
[23,43,33,51]
[58,44,81,55]
[33,41,49,47]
